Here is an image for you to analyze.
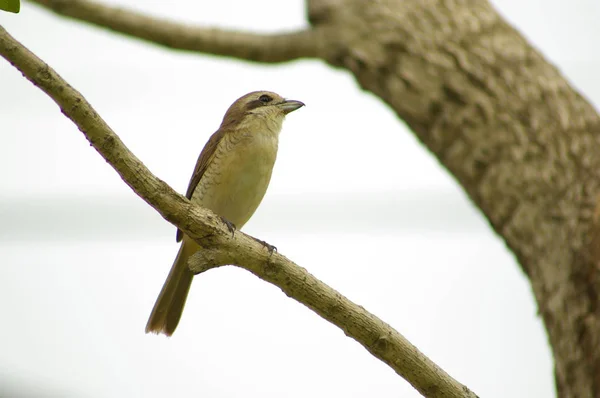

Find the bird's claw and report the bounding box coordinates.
[220,217,236,237]
[252,237,277,255]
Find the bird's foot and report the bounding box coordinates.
[252,237,277,255]
[220,217,236,237]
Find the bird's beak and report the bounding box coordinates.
[278,99,305,114]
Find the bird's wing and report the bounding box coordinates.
[176,128,227,242]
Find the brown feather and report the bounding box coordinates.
[176,128,227,242]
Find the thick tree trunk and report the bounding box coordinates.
[308,0,600,396]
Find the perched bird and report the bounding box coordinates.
[145,91,304,336]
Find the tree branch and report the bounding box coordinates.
[0,24,478,398]
[28,0,320,63]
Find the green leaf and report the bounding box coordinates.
[0,0,20,13]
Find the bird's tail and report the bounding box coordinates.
[145,239,196,336]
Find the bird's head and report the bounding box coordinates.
[220,91,304,131]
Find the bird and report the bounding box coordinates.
[145,90,304,336]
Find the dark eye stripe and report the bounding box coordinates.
[259,94,273,103]
[246,94,274,111]
[245,99,265,111]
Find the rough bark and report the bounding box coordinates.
[22,0,600,396]
[308,1,600,396]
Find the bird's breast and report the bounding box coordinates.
[192,131,279,228]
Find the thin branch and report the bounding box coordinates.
[0,24,478,398]
[28,0,320,63]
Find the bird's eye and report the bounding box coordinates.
[259,94,272,104]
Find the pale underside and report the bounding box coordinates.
[190,123,280,233]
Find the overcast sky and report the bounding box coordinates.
[1,1,599,397]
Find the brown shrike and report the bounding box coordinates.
[145,91,304,336]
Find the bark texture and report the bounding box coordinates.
[308,0,600,396]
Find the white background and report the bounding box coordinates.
[1,1,599,397]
